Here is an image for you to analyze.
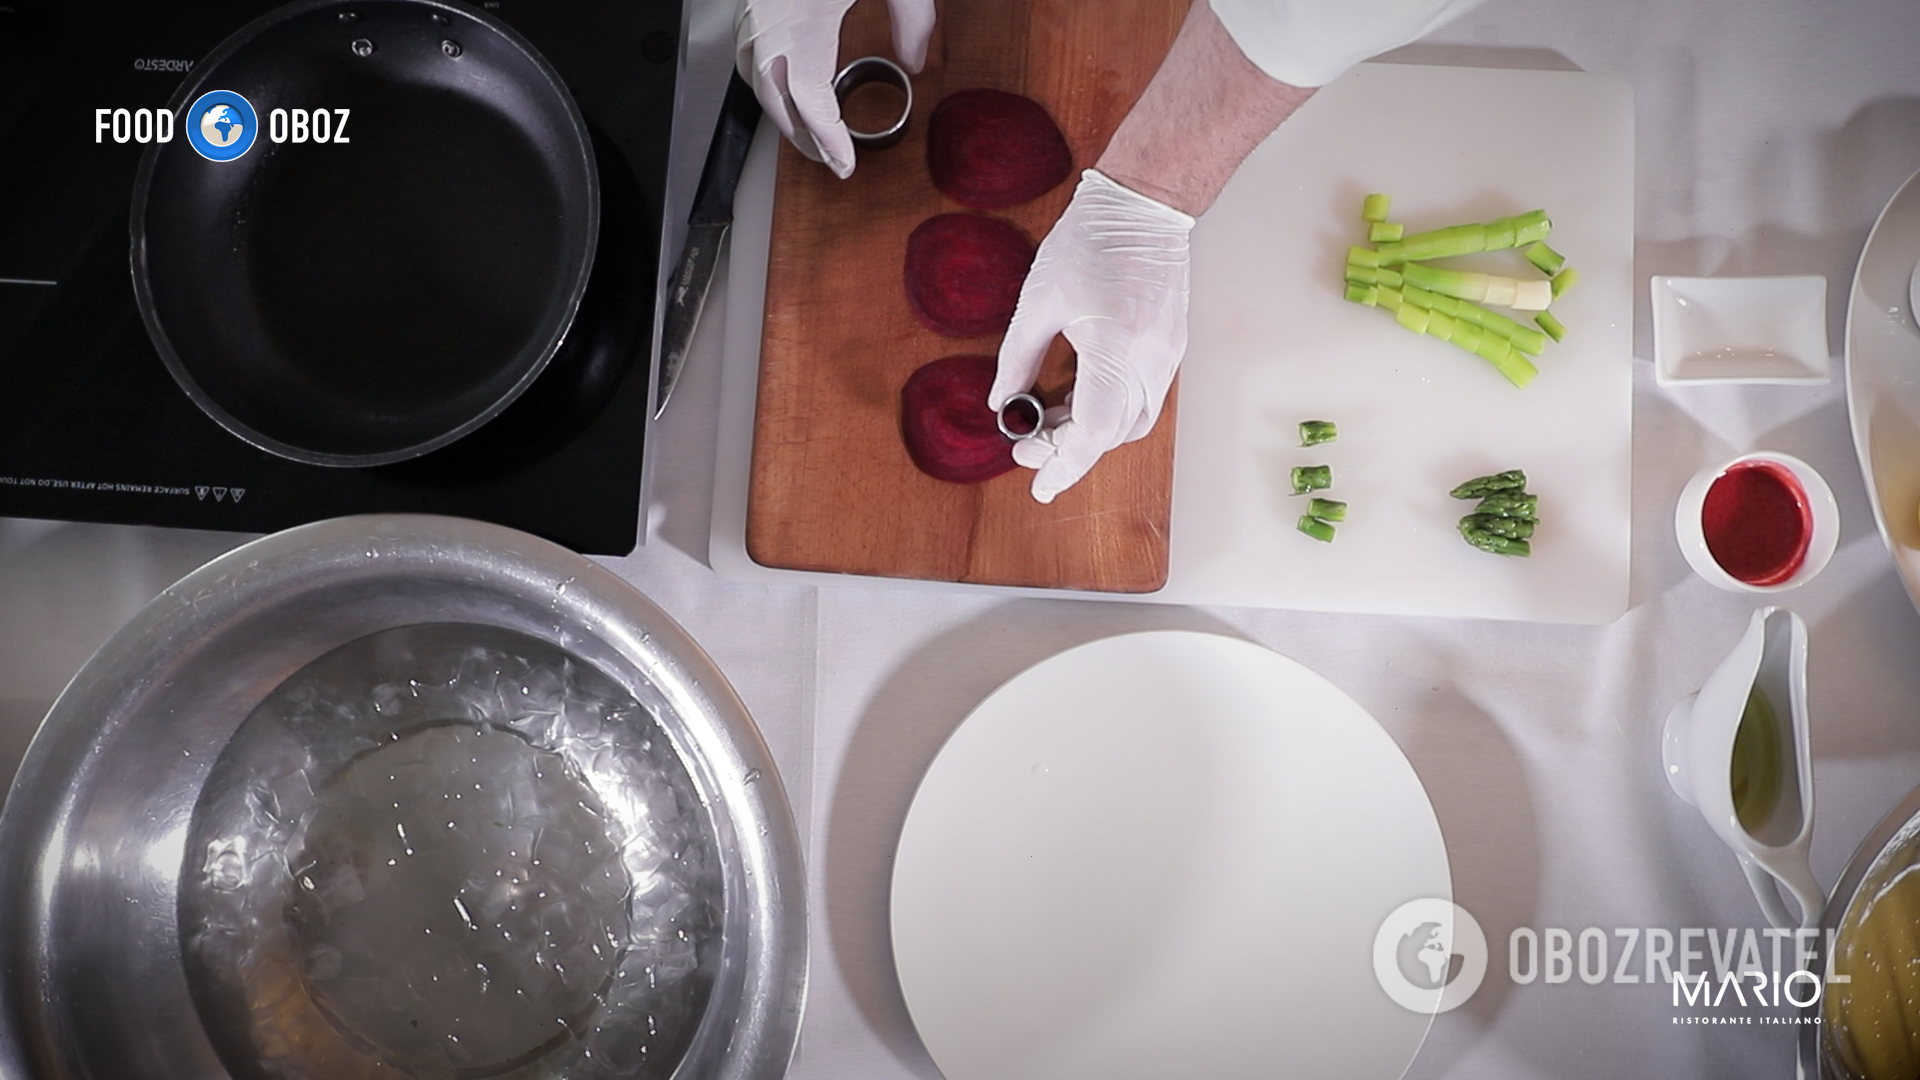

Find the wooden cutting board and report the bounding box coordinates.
[745,0,1190,592]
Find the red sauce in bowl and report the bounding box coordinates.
[1701,460,1812,586]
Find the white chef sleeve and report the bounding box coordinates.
[1208,0,1485,88]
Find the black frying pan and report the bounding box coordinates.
[132,0,599,467]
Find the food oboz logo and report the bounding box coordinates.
[1373,898,1490,1013]
[94,91,350,161]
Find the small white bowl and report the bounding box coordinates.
[1651,275,1830,385]
[1674,451,1839,592]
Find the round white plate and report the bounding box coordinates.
[1846,165,1920,615]
[890,631,1450,1080]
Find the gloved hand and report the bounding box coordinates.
[989,169,1196,504]
[735,0,935,178]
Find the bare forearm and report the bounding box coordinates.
[1095,0,1314,217]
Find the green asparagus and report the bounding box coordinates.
[1373,210,1552,265]
[1297,515,1338,543]
[1361,192,1392,223]
[1459,521,1531,557]
[1345,263,1403,288]
[1449,470,1528,499]
[1524,241,1566,276]
[1299,420,1338,446]
[1291,465,1333,495]
[1474,491,1539,521]
[1400,261,1553,311]
[1461,512,1535,540]
[1306,497,1347,522]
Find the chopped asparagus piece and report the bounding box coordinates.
[1450,470,1528,499]
[1307,497,1347,522]
[1291,465,1332,495]
[1297,515,1338,543]
[1361,192,1393,223]
[1535,309,1566,342]
[1524,241,1566,276]
[1299,420,1338,446]
[1395,302,1431,334]
[1369,221,1405,243]
[1461,512,1535,540]
[1345,282,1377,305]
[1400,262,1552,311]
[1474,491,1540,520]
[1348,244,1381,268]
[1345,263,1403,288]
[1459,521,1532,557]
[1374,210,1552,265]
[1551,266,1581,299]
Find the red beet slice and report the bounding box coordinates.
[927,88,1072,210]
[900,354,1018,484]
[905,213,1036,338]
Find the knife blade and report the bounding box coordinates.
[654,72,762,420]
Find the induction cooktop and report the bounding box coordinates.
[0,0,681,554]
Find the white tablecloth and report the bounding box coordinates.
[6,1,1920,1077]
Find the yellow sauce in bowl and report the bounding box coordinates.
[1828,863,1920,1078]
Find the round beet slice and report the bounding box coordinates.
[927,88,1072,210]
[905,213,1036,338]
[900,354,1020,484]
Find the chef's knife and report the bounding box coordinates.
[654,72,762,419]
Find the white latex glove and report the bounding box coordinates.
[735,0,935,178]
[989,169,1196,504]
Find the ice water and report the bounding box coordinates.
[180,624,721,1080]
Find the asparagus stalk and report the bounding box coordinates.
[1400,285,1550,355]
[1450,470,1528,499]
[1307,497,1347,522]
[1400,261,1553,311]
[1535,310,1566,342]
[1353,282,1541,386]
[1374,210,1551,265]
[1474,491,1539,520]
[1461,512,1535,540]
[1369,221,1405,243]
[1345,263,1403,288]
[1299,420,1338,446]
[1459,522,1531,557]
[1551,267,1581,299]
[1297,515,1338,543]
[1291,465,1332,495]
[1361,192,1392,223]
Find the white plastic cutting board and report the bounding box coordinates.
[1166,62,1634,621]
[713,62,1635,623]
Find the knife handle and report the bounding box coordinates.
[690,72,763,227]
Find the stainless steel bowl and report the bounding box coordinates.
[1805,784,1920,1079]
[0,515,806,1080]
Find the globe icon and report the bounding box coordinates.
[200,104,244,148]
[1395,920,1463,990]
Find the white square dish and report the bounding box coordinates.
[1651,275,1830,385]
